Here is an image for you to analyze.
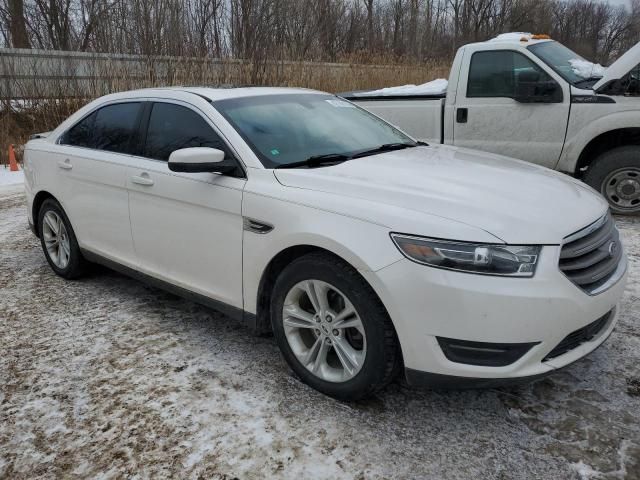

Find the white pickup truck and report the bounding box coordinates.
[344,34,640,214]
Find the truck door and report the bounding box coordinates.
[452,47,570,169]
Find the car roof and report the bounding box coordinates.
[110,86,326,102]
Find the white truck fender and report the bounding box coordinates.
[557,110,640,173]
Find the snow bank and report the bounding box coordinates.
[569,59,606,79]
[0,167,24,186]
[353,78,448,97]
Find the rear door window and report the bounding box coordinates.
[143,102,229,161]
[92,103,141,154]
[61,102,141,154]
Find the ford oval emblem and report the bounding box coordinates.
[608,241,618,258]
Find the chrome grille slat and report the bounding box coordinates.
[559,213,623,294]
[559,215,615,259]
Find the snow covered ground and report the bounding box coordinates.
[0,186,639,479]
[0,167,24,187]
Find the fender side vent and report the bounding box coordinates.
[243,217,274,234]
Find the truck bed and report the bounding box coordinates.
[340,92,445,145]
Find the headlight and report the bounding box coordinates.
[390,234,540,277]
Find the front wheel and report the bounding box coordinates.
[270,252,400,401]
[583,146,640,215]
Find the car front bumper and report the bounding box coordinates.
[362,244,627,386]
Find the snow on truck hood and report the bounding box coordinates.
[273,146,608,245]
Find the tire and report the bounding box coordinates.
[38,198,88,279]
[270,252,401,401]
[583,146,640,215]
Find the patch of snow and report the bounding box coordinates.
[0,166,24,187]
[570,461,602,479]
[354,78,448,97]
[569,59,606,79]
[490,32,532,42]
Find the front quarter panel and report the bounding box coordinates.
[241,172,404,315]
[559,99,640,173]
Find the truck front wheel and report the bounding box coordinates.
[584,146,640,215]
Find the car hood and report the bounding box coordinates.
[273,145,608,244]
[594,41,640,92]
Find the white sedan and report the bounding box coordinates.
[24,87,627,400]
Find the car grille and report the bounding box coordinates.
[543,310,613,361]
[559,213,622,294]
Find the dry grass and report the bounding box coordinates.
[1,55,449,164]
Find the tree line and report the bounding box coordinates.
[2,0,640,65]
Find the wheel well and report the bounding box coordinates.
[31,191,57,237]
[254,245,330,334]
[576,128,640,176]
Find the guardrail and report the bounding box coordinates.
[0,48,444,100]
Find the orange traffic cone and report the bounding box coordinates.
[8,144,19,172]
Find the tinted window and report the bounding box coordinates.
[62,112,96,147]
[467,51,553,98]
[92,103,141,154]
[144,103,228,161]
[62,102,141,153]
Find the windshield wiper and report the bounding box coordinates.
[274,153,351,169]
[350,142,417,159]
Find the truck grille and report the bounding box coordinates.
[559,213,622,294]
[543,310,612,361]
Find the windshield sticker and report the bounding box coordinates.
[270,149,280,156]
[325,99,355,108]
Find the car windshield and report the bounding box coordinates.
[212,93,415,168]
[528,41,598,87]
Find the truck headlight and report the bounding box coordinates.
[390,234,540,277]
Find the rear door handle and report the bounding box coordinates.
[57,159,72,170]
[131,174,154,186]
[456,108,468,123]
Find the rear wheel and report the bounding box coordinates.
[38,198,87,279]
[584,146,640,215]
[270,252,400,401]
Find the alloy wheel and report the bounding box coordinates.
[42,211,71,269]
[282,279,367,383]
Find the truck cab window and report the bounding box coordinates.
[467,50,553,98]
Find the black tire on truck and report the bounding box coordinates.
[583,146,640,215]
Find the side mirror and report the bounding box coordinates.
[168,147,236,174]
[514,71,562,103]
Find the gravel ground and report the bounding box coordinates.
[1,185,639,480]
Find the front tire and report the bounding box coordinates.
[584,146,640,215]
[38,198,87,279]
[270,252,400,401]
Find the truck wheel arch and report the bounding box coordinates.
[575,128,640,176]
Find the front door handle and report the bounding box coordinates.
[131,174,154,186]
[456,108,468,123]
[57,159,72,170]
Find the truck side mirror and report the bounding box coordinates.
[514,71,562,103]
